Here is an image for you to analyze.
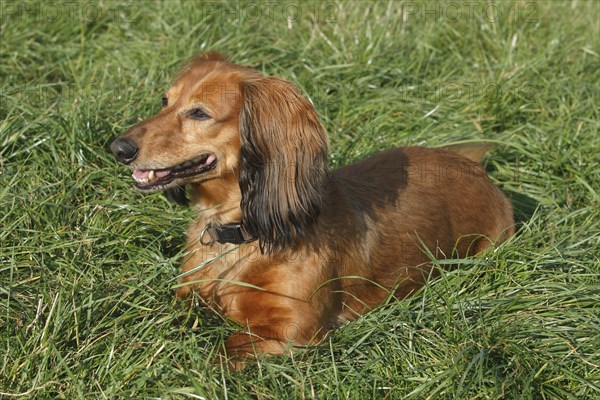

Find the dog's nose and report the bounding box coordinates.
[110,138,139,165]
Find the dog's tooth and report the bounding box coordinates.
[148,170,156,182]
[182,161,193,168]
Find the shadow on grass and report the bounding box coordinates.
[484,148,540,233]
[507,190,539,231]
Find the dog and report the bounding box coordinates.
[111,52,514,367]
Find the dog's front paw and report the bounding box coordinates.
[175,284,191,300]
[213,350,247,371]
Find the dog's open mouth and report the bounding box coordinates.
[132,153,217,191]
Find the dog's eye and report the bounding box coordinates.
[162,96,168,107]
[188,108,210,121]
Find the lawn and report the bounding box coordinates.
[1,0,599,398]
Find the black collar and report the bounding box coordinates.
[200,223,256,245]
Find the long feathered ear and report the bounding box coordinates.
[239,77,329,253]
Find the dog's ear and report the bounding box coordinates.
[239,77,329,253]
[164,186,189,206]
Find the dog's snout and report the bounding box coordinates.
[110,137,139,165]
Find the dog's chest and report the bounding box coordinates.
[181,236,258,296]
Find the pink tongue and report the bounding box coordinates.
[133,169,149,179]
[132,169,171,179]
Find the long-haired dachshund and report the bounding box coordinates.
[111,52,514,367]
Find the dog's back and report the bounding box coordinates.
[324,146,514,318]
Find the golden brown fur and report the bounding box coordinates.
[111,53,514,368]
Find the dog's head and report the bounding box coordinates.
[110,53,329,251]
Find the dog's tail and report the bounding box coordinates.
[443,143,494,163]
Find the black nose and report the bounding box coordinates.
[110,138,139,165]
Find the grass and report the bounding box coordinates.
[1,0,599,398]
